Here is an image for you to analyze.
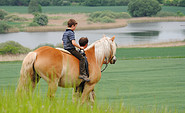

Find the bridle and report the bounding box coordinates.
[101,55,114,72]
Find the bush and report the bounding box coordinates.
[28,0,42,13]
[34,43,55,50]
[154,11,177,17]
[176,11,184,17]
[0,21,11,33]
[0,9,8,20]
[0,41,31,55]
[55,43,63,48]
[88,11,131,23]
[128,0,161,17]
[29,22,40,26]
[4,15,28,22]
[33,13,48,26]
[63,21,68,26]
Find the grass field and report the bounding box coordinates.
[0,6,185,14]
[0,47,185,112]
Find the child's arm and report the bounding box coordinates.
[72,40,84,49]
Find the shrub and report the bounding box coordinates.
[0,41,31,55]
[154,11,177,17]
[128,0,161,17]
[63,21,68,26]
[176,11,184,17]
[33,13,48,26]
[4,15,28,22]
[55,43,63,48]
[0,9,8,20]
[28,0,42,13]
[0,21,11,33]
[88,11,131,23]
[29,22,40,26]
[34,43,55,50]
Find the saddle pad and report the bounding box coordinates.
[55,48,71,54]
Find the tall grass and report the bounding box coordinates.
[0,87,175,113]
[0,89,122,113]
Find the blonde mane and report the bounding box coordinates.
[86,36,116,66]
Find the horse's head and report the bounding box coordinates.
[103,36,117,64]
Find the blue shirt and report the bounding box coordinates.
[62,29,75,50]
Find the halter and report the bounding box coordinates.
[101,55,114,72]
[101,57,108,72]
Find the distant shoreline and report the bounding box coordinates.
[7,13,185,33]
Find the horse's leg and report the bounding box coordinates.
[31,73,41,92]
[47,78,59,99]
[72,87,81,103]
[89,89,96,103]
[81,83,95,104]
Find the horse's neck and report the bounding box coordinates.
[86,45,104,68]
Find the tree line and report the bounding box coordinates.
[0,0,185,7]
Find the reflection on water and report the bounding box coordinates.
[125,30,160,37]
[0,22,185,49]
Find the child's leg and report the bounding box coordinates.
[68,49,90,82]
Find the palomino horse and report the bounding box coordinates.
[16,36,117,104]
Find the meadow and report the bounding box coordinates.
[0,46,185,112]
[0,6,185,14]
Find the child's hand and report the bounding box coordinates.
[80,47,84,50]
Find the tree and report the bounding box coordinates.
[179,0,185,7]
[28,0,42,13]
[85,0,100,6]
[39,0,50,6]
[157,0,163,4]
[33,13,48,26]
[128,0,161,17]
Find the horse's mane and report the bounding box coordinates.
[86,36,116,65]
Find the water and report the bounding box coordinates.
[0,22,185,49]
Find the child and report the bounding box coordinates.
[62,19,90,82]
[79,37,89,76]
[79,37,88,54]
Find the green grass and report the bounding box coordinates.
[1,47,185,112]
[0,6,185,14]
[162,6,185,14]
[0,6,128,14]
[116,46,185,60]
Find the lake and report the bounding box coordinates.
[0,22,185,49]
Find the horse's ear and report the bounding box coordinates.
[110,36,115,42]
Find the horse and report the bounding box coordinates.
[16,36,117,104]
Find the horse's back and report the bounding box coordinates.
[33,46,64,78]
[33,46,80,85]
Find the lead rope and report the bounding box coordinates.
[101,57,108,72]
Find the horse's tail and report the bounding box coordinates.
[16,52,37,94]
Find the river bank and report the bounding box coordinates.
[1,40,185,62]
[8,13,185,32]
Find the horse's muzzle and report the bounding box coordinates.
[110,56,117,64]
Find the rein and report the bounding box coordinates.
[101,55,115,72]
[101,58,108,72]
